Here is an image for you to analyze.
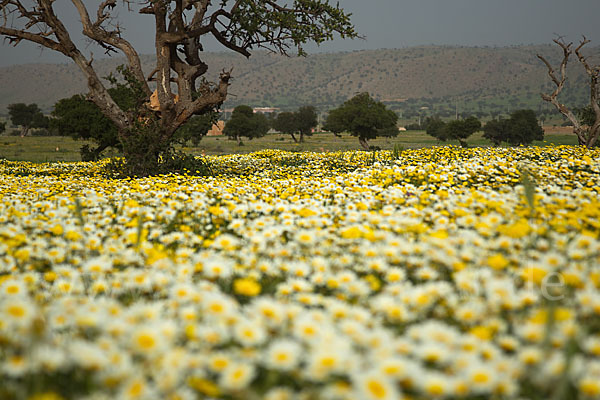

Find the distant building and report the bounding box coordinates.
[207,120,225,136]
[219,107,279,120]
[253,107,279,114]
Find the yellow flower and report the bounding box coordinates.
[233,278,261,296]
[188,377,220,397]
[297,207,318,217]
[27,393,64,400]
[469,325,493,340]
[430,229,449,239]
[50,224,64,236]
[520,265,549,285]
[487,254,509,270]
[356,371,399,400]
[579,377,600,397]
[364,275,381,291]
[341,226,363,239]
[497,220,530,238]
[44,271,57,282]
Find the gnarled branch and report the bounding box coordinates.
[537,37,594,146]
[70,0,150,96]
[0,0,131,132]
[574,36,600,147]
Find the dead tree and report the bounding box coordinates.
[0,1,357,172]
[537,37,600,148]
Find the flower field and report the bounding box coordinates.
[1,146,600,400]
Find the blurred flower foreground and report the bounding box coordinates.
[1,146,599,400]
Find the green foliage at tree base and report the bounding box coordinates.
[104,151,215,179]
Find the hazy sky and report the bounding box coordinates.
[1,0,599,66]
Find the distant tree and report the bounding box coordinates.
[51,94,120,161]
[506,109,544,145]
[273,106,319,143]
[452,116,482,147]
[224,105,269,145]
[273,111,299,142]
[174,113,219,147]
[323,93,398,149]
[426,116,481,147]
[482,118,508,146]
[8,103,48,137]
[295,105,318,142]
[575,103,599,127]
[538,37,599,147]
[0,121,5,135]
[425,116,449,141]
[483,109,543,146]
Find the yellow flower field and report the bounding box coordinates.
[0,146,599,400]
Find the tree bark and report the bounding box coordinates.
[359,137,370,150]
[20,125,30,137]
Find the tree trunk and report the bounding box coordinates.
[119,126,173,176]
[290,133,298,143]
[589,123,600,147]
[91,142,111,161]
[20,125,30,137]
[299,132,305,143]
[359,137,370,150]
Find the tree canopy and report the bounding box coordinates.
[174,113,219,147]
[425,116,481,147]
[224,105,270,145]
[295,106,319,142]
[483,109,544,146]
[323,93,398,149]
[272,106,318,142]
[444,117,480,146]
[273,111,299,141]
[0,1,357,175]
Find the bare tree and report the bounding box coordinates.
[0,1,357,173]
[537,37,600,148]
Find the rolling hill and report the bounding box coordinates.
[1,45,598,120]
